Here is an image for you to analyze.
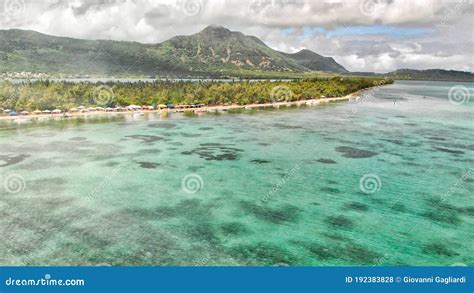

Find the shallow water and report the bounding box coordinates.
[0,80,473,266]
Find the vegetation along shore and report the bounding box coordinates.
[0,77,393,118]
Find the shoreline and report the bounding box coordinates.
[0,92,362,122]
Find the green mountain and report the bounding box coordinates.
[349,69,474,82]
[0,25,348,77]
[0,29,182,76]
[385,69,474,82]
[281,49,348,73]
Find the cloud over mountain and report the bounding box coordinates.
[0,0,472,72]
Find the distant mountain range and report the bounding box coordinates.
[0,25,347,77]
[0,25,472,81]
[350,69,474,82]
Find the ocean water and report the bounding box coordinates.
[0,80,472,266]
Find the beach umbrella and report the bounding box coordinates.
[20,111,29,115]
[4,109,11,113]
[69,108,78,112]
[33,110,42,114]
[9,111,18,116]
[42,110,52,114]
[52,109,62,114]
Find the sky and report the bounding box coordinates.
[0,0,472,73]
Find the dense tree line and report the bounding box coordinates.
[0,77,392,111]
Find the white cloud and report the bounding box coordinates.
[0,0,472,72]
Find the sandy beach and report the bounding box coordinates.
[0,93,358,122]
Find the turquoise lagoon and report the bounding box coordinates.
[0,80,473,266]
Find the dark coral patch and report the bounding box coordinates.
[320,187,341,194]
[220,222,251,236]
[422,210,461,225]
[391,202,407,213]
[239,201,299,224]
[137,162,160,169]
[423,242,458,257]
[297,241,383,265]
[273,123,304,130]
[125,135,163,144]
[198,127,213,131]
[136,148,162,155]
[182,143,243,161]
[317,158,337,164]
[148,122,177,129]
[325,215,354,229]
[227,242,297,265]
[343,243,384,264]
[432,147,464,155]
[178,132,202,138]
[250,159,271,164]
[104,161,120,167]
[335,146,377,158]
[427,136,446,141]
[304,243,338,260]
[168,142,184,146]
[185,222,219,245]
[381,139,404,146]
[425,200,474,218]
[188,166,204,172]
[0,154,30,167]
[126,199,209,221]
[345,202,369,212]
